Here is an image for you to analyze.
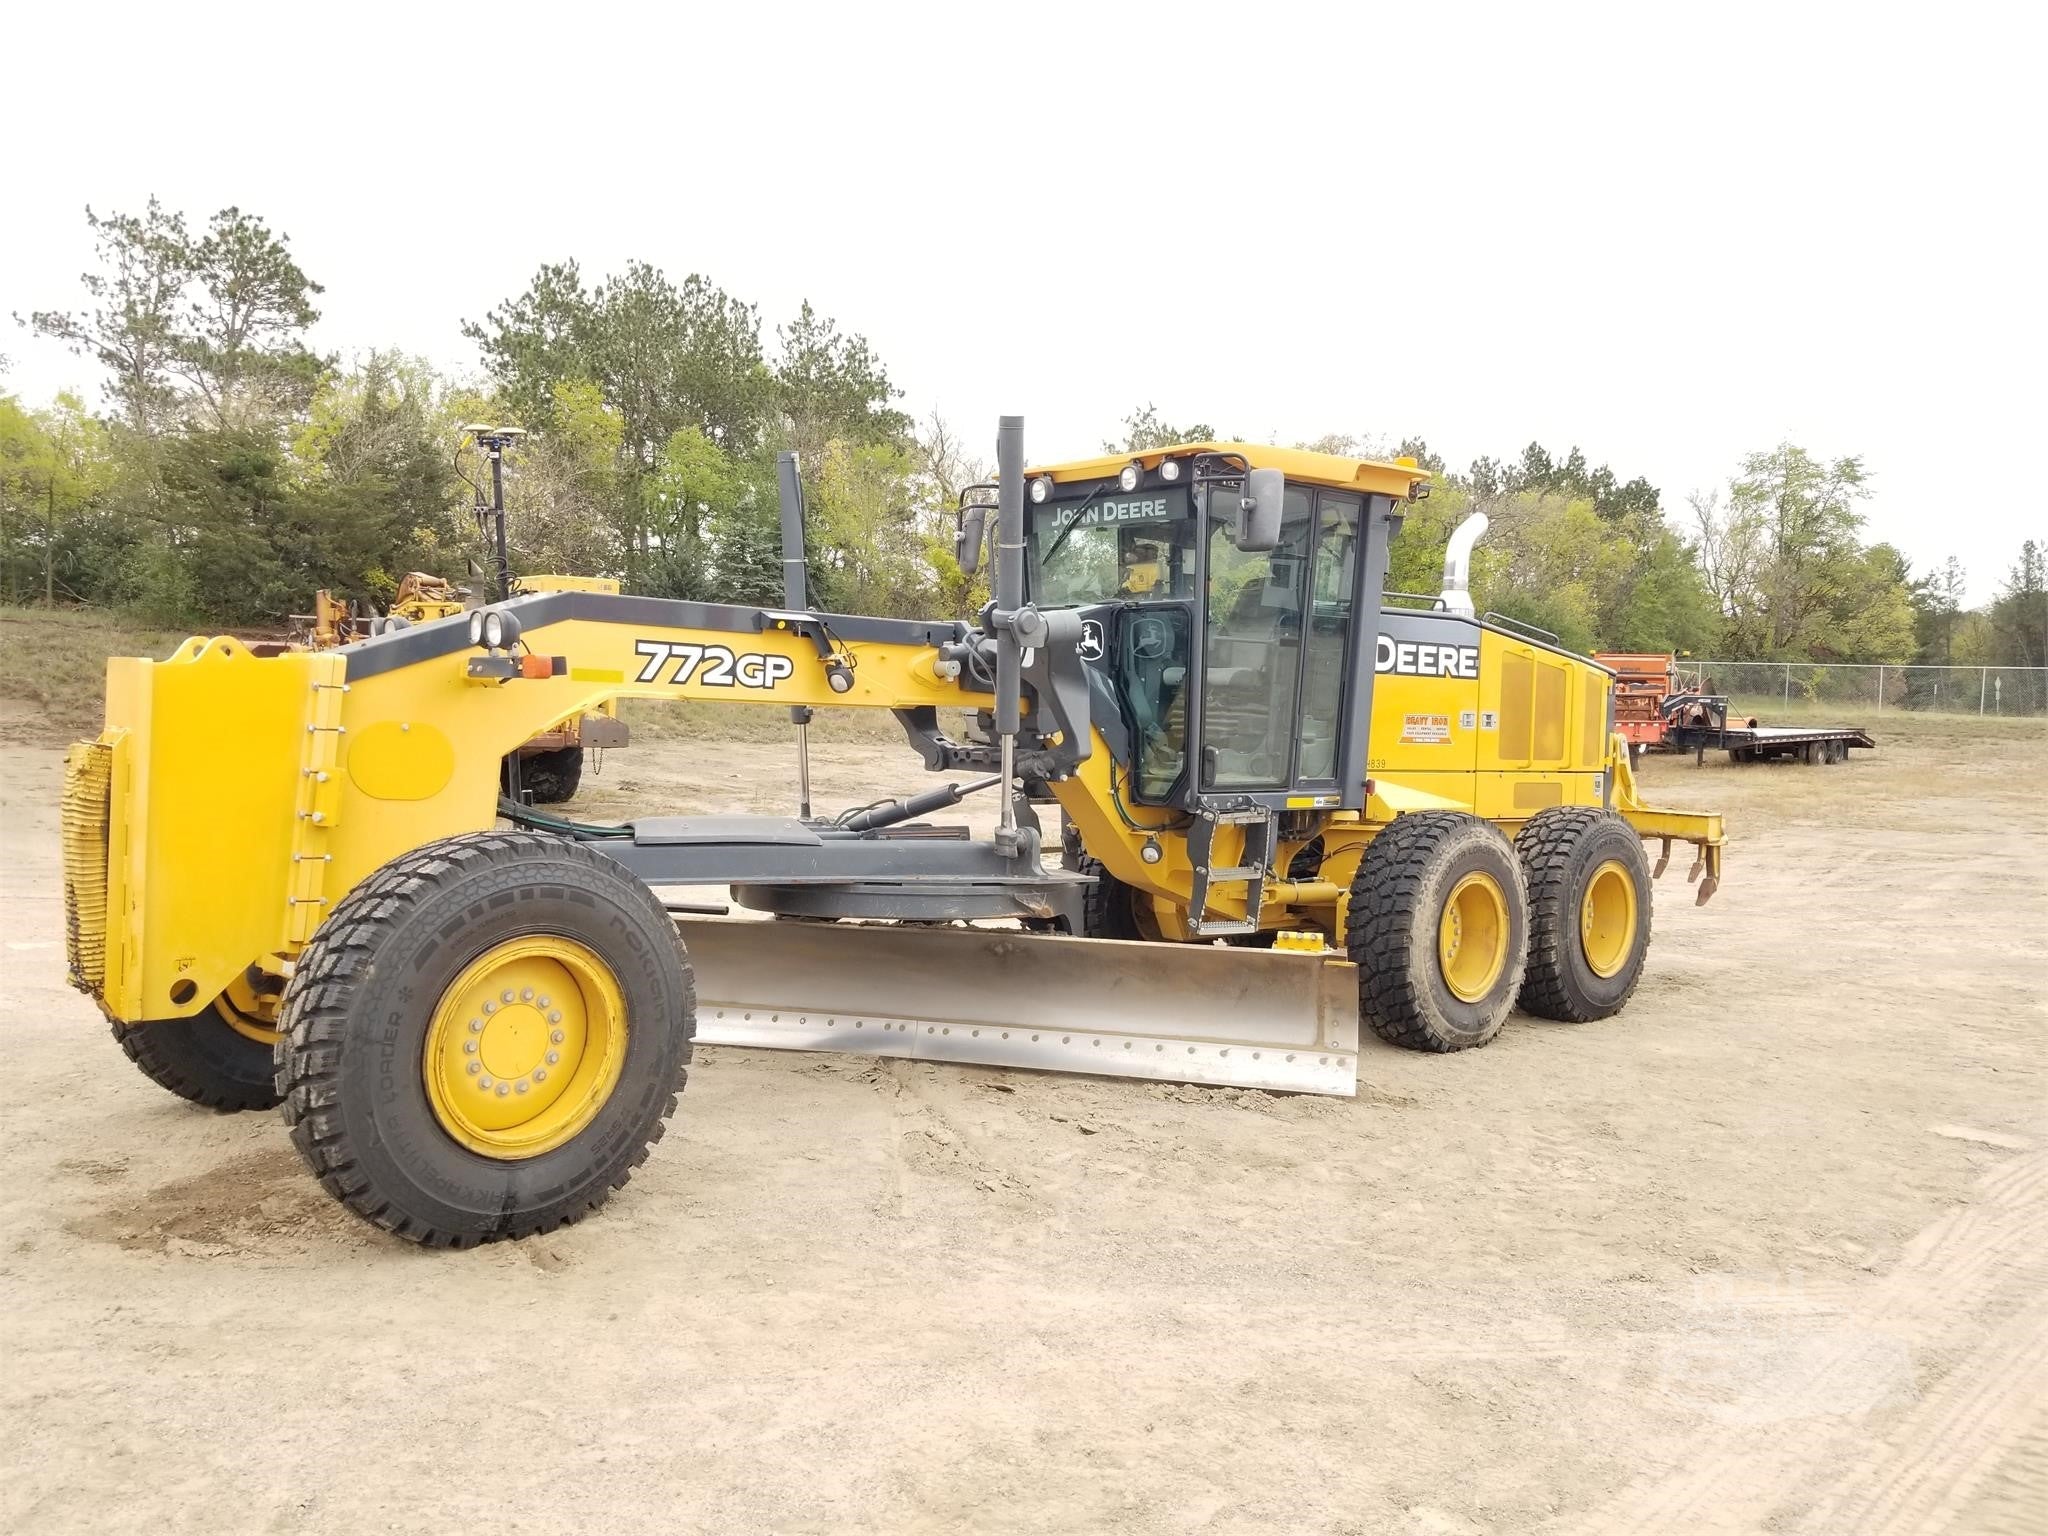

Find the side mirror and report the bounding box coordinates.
[956,504,989,575]
[1234,468,1285,552]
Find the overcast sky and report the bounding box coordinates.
[4,2,2040,603]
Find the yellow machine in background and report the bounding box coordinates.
[62,418,1721,1246]
[290,571,629,803]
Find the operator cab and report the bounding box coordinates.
[998,443,1429,815]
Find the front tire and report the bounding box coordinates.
[1514,808,1652,1022]
[276,831,694,1246]
[1346,813,1528,1052]
[1077,855,1152,940]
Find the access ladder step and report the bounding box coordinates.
[1186,808,1277,939]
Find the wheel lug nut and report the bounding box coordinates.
[521,988,535,1002]
[463,1040,478,1055]
[533,1069,547,1083]
[482,1001,496,1014]
[479,1076,493,1090]
[538,996,550,1008]
[496,1083,510,1097]
[550,1029,565,1044]
[466,1061,480,1075]
[468,1018,483,1034]
[546,1050,560,1065]
[515,1080,529,1094]
[548,1011,563,1025]
[501,989,515,1003]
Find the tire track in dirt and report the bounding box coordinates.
[1555,1147,2048,1536]
[1794,1295,2048,1532]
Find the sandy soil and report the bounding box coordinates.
[2,723,2043,1535]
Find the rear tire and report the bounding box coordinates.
[1346,813,1528,1052]
[276,831,694,1246]
[1515,808,1653,1022]
[510,745,584,805]
[113,1003,282,1111]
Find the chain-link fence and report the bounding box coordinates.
[1685,660,2048,718]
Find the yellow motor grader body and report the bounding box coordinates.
[63,417,1722,1246]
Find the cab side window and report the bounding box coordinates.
[1296,493,1360,781]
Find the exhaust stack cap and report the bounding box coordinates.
[1440,512,1489,617]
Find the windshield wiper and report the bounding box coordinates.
[1032,485,1110,577]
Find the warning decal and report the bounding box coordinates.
[1401,713,1452,745]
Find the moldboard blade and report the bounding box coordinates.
[673,918,1359,1096]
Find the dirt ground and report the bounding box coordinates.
[2,717,2043,1535]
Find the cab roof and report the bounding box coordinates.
[1029,441,1431,501]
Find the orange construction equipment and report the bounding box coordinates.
[1596,653,1677,754]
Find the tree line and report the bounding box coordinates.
[4,199,2042,680]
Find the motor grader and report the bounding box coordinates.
[61,417,1722,1246]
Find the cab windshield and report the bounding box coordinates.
[1028,485,1197,606]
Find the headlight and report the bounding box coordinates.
[482,611,507,649]
[1029,476,1051,505]
[1158,458,1181,483]
[468,610,487,646]
[1118,462,1142,493]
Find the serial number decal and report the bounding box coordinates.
[1376,636,1479,679]
[633,640,797,690]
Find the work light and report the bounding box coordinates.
[468,610,487,646]
[1158,458,1181,483]
[1118,462,1142,493]
[1029,476,1051,504]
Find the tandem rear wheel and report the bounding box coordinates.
[1347,812,1529,1052]
[1513,808,1653,1022]
[275,831,695,1246]
[1344,807,1657,1051]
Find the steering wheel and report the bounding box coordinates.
[1129,615,1172,661]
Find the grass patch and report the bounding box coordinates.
[1720,693,2045,735]
[1715,696,2048,754]
[0,606,259,743]
[619,697,914,746]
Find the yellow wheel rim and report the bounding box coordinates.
[422,936,628,1161]
[1438,871,1510,1003]
[1579,859,1638,979]
[220,972,281,1045]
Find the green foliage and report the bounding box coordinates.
[809,441,932,617]
[775,301,910,467]
[23,199,191,431]
[0,392,115,606]
[9,198,2038,683]
[1678,442,1930,663]
[1108,403,1217,452]
[1989,540,2046,669]
[26,199,324,435]
[1383,473,1716,657]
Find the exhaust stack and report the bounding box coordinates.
[1439,512,1489,617]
